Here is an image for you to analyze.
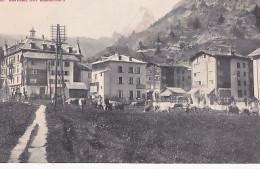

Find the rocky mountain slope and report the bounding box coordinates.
[101,0,260,64]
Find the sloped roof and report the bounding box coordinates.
[190,50,249,61]
[166,87,186,94]
[92,53,146,65]
[248,48,260,57]
[75,62,92,71]
[65,82,87,90]
[23,51,79,61]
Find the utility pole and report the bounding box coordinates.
[51,24,67,107]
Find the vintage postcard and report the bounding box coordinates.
[0,0,259,168]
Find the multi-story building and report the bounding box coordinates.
[90,53,146,103]
[74,62,92,97]
[249,47,260,99]
[190,50,253,101]
[146,62,191,99]
[0,28,83,98]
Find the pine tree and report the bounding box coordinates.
[155,46,161,55]
[138,41,146,50]
[218,14,225,25]
[193,17,201,30]
[169,29,175,39]
[156,35,161,43]
[253,5,260,32]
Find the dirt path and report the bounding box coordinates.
[8,105,48,163]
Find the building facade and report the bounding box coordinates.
[190,51,253,101]
[0,28,83,98]
[90,53,146,103]
[146,62,191,99]
[249,48,260,100]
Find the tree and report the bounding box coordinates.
[156,35,161,43]
[155,46,161,55]
[230,25,244,39]
[179,42,185,50]
[193,17,201,30]
[138,41,146,50]
[218,14,225,25]
[253,5,260,32]
[169,29,175,39]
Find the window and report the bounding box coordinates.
[64,62,70,67]
[118,90,123,98]
[176,68,180,74]
[129,91,134,100]
[155,76,160,81]
[244,90,247,96]
[31,69,37,74]
[57,61,60,66]
[244,72,247,77]
[31,60,36,65]
[128,67,134,73]
[218,61,221,66]
[51,70,55,75]
[129,77,134,84]
[243,63,246,68]
[118,66,123,73]
[17,66,19,73]
[30,78,37,84]
[137,91,141,98]
[238,90,243,98]
[237,62,240,68]
[182,70,185,74]
[51,61,55,66]
[100,73,102,76]
[136,78,141,85]
[95,74,97,79]
[182,76,185,81]
[119,77,123,84]
[237,71,240,77]
[244,81,247,86]
[64,71,69,76]
[136,67,141,74]
[237,80,241,86]
[194,73,197,77]
[17,76,19,84]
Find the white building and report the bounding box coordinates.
[249,48,260,99]
[90,53,146,103]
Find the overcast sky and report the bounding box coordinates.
[0,0,181,39]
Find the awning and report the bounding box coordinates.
[65,82,87,90]
[166,87,186,94]
[187,88,200,95]
[160,90,172,97]
[201,87,215,95]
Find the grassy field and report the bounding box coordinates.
[0,102,38,162]
[46,103,260,163]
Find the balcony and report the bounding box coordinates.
[136,84,146,89]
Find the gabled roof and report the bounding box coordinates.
[248,48,260,57]
[190,50,248,62]
[75,62,92,71]
[166,87,186,94]
[65,82,87,90]
[23,51,79,61]
[92,53,146,65]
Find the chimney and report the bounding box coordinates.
[30,28,36,38]
[76,39,81,54]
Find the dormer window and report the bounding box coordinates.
[68,46,73,53]
[129,57,132,61]
[42,43,47,50]
[119,55,122,60]
[29,42,36,49]
[50,44,55,52]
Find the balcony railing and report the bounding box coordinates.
[136,84,146,89]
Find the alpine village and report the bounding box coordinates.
[0,0,260,164]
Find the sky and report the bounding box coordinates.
[0,0,181,39]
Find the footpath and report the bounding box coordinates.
[8,105,48,163]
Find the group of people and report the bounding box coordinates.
[10,91,28,102]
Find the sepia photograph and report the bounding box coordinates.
[0,0,259,168]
